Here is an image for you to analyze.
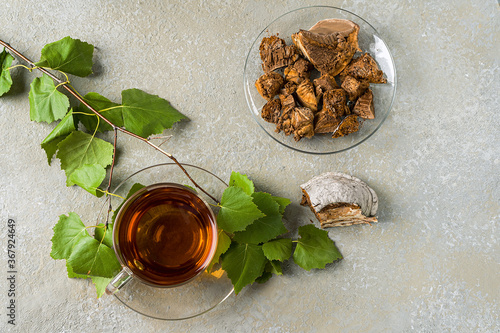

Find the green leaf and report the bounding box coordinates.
[293,224,343,271]
[262,238,292,262]
[51,213,120,278]
[56,131,114,186]
[126,182,147,197]
[269,260,283,275]
[271,195,291,215]
[91,276,112,298]
[121,88,188,138]
[52,213,118,281]
[0,48,14,96]
[65,238,114,298]
[66,262,88,279]
[29,74,70,123]
[232,192,287,244]
[220,243,267,294]
[50,212,90,260]
[182,184,197,193]
[77,92,123,132]
[68,236,120,278]
[112,183,145,223]
[256,260,283,284]
[40,109,77,165]
[36,36,94,77]
[217,186,265,233]
[229,172,254,195]
[255,270,272,284]
[69,164,106,197]
[207,229,232,272]
[66,263,112,298]
[94,223,114,248]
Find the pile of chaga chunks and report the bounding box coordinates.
[255,19,386,142]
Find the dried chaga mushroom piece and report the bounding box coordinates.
[279,81,297,99]
[352,88,375,119]
[314,108,341,134]
[292,19,360,77]
[279,93,296,110]
[261,99,282,123]
[340,53,387,84]
[332,114,359,138]
[259,35,299,73]
[300,172,378,228]
[275,104,295,135]
[284,58,313,84]
[291,107,315,141]
[255,72,284,101]
[323,89,350,118]
[295,79,318,112]
[341,75,370,102]
[313,74,339,98]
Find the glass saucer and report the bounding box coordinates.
[99,163,234,320]
[243,6,397,154]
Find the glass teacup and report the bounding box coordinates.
[106,183,218,294]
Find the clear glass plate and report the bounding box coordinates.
[99,163,234,320]
[243,6,397,154]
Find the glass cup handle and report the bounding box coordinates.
[106,266,133,295]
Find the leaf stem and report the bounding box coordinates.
[70,111,97,116]
[84,225,100,230]
[97,105,123,113]
[0,38,219,204]
[54,81,70,89]
[95,189,124,200]
[7,64,34,71]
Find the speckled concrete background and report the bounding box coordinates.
[0,0,498,332]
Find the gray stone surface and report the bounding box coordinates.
[0,0,498,332]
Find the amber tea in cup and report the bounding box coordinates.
[107,183,218,293]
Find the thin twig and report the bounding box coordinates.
[149,135,173,140]
[0,39,219,204]
[105,127,119,228]
[149,135,173,148]
[157,138,170,148]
